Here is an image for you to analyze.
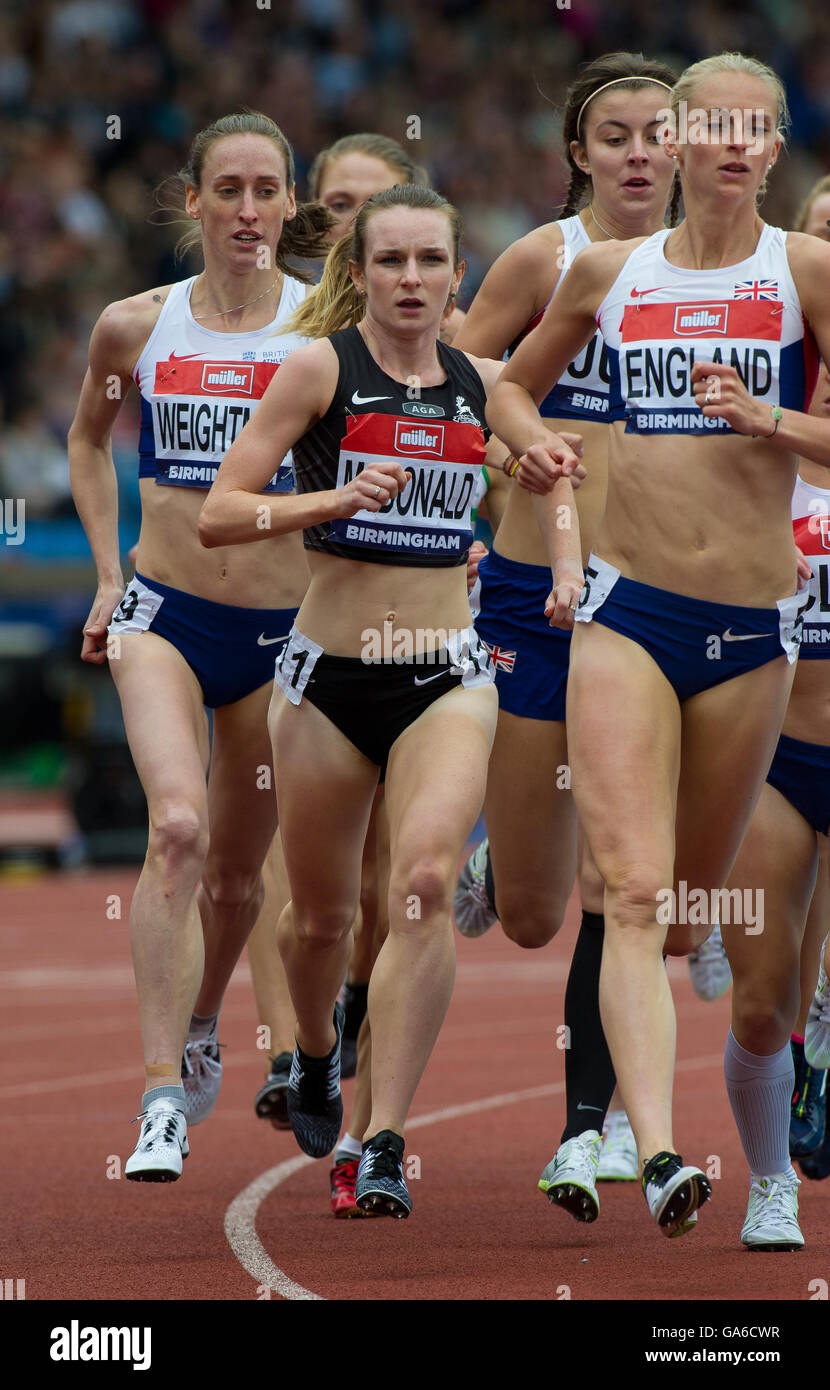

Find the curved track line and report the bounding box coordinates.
[225,1053,726,1301]
[225,1079,566,1301]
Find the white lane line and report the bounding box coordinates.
[224,1052,726,1301]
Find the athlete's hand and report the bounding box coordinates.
[81,582,125,664]
[334,460,410,517]
[466,539,487,589]
[544,559,584,630]
[691,361,774,436]
[516,433,585,495]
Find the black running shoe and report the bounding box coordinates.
[340,981,368,1080]
[790,1038,827,1157]
[800,1086,830,1180]
[355,1130,411,1218]
[642,1151,711,1238]
[286,1005,344,1158]
[254,1051,293,1129]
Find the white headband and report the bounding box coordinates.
[576,77,673,138]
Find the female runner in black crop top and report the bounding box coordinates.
[201,183,583,1217]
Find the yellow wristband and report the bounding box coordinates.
[505,456,520,477]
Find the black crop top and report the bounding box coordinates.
[292,325,489,567]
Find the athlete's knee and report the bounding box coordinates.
[148,801,208,875]
[605,864,667,933]
[498,886,566,949]
[291,899,355,950]
[732,974,800,1049]
[200,863,264,921]
[393,855,451,924]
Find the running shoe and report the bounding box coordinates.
[286,1004,344,1158]
[800,1088,830,1180]
[340,981,368,1080]
[805,939,830,1070]
[538,1130,602,1222]
[789,1037,827,1157]
[125,1098,189,1182]
[330,1156,363,1218]
[181,1023,223,1126]
[687,922,732,1001]
[355,1130,411,1218]
[453,839,497,938]
[254,1051,293,1129]
[740,1170,804,1251]
[641,1151,710,1238]
[597,1110,639,1181]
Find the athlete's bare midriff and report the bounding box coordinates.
[494,417,609,569]
[136,479,309,608]
[296,550,473,655]
[595,421,800,605]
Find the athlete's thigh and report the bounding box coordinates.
[566,622,681,873]
[384,684,498,865]
[268,689,379,913]
[722,780,818,995]
[207,681,278,875]
[485,709,577,902]
[109,631,209,814]
[674,655,796,892]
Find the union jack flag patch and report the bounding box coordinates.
[733,279,779,300]
[483,641,516,672]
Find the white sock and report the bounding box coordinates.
[335,1132,362,1160]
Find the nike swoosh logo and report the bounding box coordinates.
[257,633,290,646]
[168,350,210,362]
[352,391,392,405]
[721,629,770,642]
[577,1103,604,1112]
[413,669,456,686]
[629,286,673,298]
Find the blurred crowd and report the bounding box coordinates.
[2,0,830,517]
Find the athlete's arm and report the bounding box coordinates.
[693,235,830,467]
[452,225,564,358]
[534,476,584,630]
[68,298,147,663]
[486,242,623,491]
[466,352,585,493]
[199,339,409,546]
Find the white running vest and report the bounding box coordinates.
[598,224,818,434]
[511,215,618,423]
[135,273,309,491]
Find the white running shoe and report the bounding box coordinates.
[642,1151,710,1238]
[597,1110,639,1181]
[453,839,498,939]
[125,1098,189,1182]
[740,1171,804,1251]
[181,1026,223,1126]
[805,938,830,1070]
[538,1130,601,1222]
[687,922,732,1001]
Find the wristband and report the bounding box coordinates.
[752,404,783,438]
[505,456,520,477]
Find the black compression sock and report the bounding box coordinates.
[560,910,618,1142]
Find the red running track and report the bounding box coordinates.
[1,866,829,1302]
